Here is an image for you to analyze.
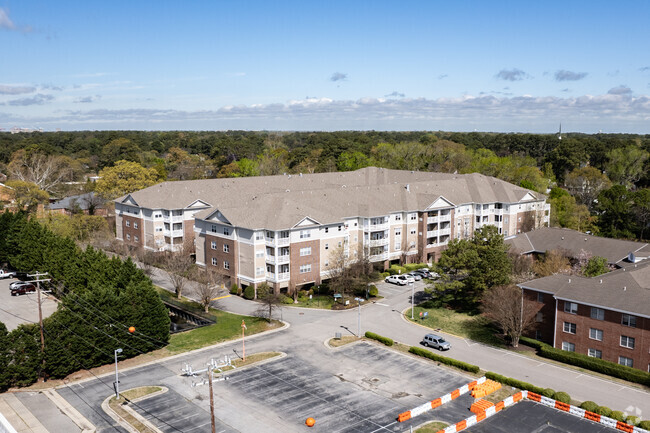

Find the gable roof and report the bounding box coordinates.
[519,260,650,318]
[118,167,545,230]
[505,227,649,265]
[49,192,104,211]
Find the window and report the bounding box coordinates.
[395,214,401,221]
[395,229,401,236]
[300,230,311,239]
[589,328,603,341]
[410,229,416,235]
[126,234,131,240]
[211,224,217,233]
[211,241,217,250]
[256,250,264,258]
[223,227,230,236]
[590,307,605,321]
[256,267,264,276]
[588,349,602,359]
[621,314,637,328]
[223,244,230,253]
[324,227,329,233]
[338,225,342,231]
[125,220,130,227]
[133,222,138,229]
[155,213,162,219]
[535,330,543,340]
[300,264,311,274]
[409,213,417,221]
[324,261,329,267]
[134,236,139,242]
[338,241,342,248]
[155,227,163,232]
[395,242,401,251]
[563,322,576,334]
[535,312,543,322]
[564,302,578,314]
[620,336,635,349]
[619,356,633,368]
[561,342,575,352]
[223,261,230,270]
[475,216,480,223]
[211,258,217,266]
[537,293,544,303]
[255,232,264,241]
[300,247,311,256]
[325,243,329,250]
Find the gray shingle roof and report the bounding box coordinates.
[49,192,103,211]
[519,260,650,318]
[119,167,544,230]
[505,227,649,265]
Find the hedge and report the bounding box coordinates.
[365,332,394,346]
[484,372,546,395]
[553,391,571,404]
[595,406,612,417]
[610,411,625,422]
[626,416,640,426]
[538,345,650,386]
[542,388,555,398]
[243,285,255,300]
[368,285,379,297]
[580,401,598,412]
[641,421,650,430]
[409,347,480,373]
[519,336,650,387]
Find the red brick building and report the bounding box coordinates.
[519,259,650,372]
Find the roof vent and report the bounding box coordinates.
[561,237,564,240]
[288,175,291,178]
[584,238,587,241]
[568,278,571,283]
[406,184,410,192]
[286,189,290,192]
[300,173,303,177]
[600,279,602,284]
[623,286,627,291]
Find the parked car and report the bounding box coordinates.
[417,268,440,279]
[421,333,451,351]
[408,271,422,281]
[385,275,407,285]
[11,283,36,296]
[10,280,26,289]
[0,269,16,279]
[411,269,429,278]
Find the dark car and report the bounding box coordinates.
[11,282,36,296]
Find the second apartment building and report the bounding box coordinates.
[115,167,549,292]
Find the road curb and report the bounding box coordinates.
[43,389,96,433]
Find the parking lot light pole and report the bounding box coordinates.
[354,298,363,337]
[114,348,123,399]
[410,282,414,319]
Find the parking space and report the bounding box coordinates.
[466,400,618,433]
[376,278,429,301]
[0,278,59,330]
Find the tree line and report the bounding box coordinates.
[0,212,169,390]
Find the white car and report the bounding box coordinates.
[0,270,16,279]
[385,275,407,285]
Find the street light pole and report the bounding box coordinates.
[355,297,363,337]
[114,348,123,399]
[410,282,414,320]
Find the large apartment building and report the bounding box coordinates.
[519,259,650,372]
[115,167,549,292]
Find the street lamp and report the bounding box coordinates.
[410,282,415,319]
[354,297,363,337]
[114,348,123,399]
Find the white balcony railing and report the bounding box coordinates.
[277,272,290,281]
[368,238,389,247]
[426,230,437,237]
[427,216,439,224]
[368,223,389,232]
[171,215,183,222]
[277,255,290,264]
[369,253,389,262]
[438,228,451,236]
[266,256,276,264]
[265,238,274,247]
[438,214,451,222]
[277,237,290,246]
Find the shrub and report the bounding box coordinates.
[625,416,640,426]
[365,331,394,346]
[388,265,407,275]
[229,283,239,295]
[610,411,625,422]
[409,347,480,373]
[640,421,650,430]
[518,336,549,350]
[281,295,294,304]
[553,391,570,404]
[580,401,598,412]
[538,345,650,386]
[368,285,378,297]
[541,388,555,398]
[243,285,255,300]
[595,406,612,417]
[380,272,390,278]
[484,372,546,395]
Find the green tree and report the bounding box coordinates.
[605,146,649,187]
[5,180,49,213]
[336,151,372,171]
[632,188,650,240]
[0,322,9,391]
[99,138,142,168]
[597,185,636,238]
[6,324,42,387]
[433,226,510,307]
[548,188,597,233]
[583,256,608,277]
[564,166,611,210]
[95,160,160,199]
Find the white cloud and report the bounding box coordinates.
[330,72,347,82]
[0,84,35,95]
[496,68,529,81]
[555,70,588,82]
[0,8,15,30]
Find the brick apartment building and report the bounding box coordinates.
[519,259,650,372]
[115,167,549,292]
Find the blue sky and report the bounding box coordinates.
[1,1,649,132]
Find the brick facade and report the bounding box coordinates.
[205,234,237,283]
[523,288,556,345]
[122,215,144,247]
[290,239,321,289]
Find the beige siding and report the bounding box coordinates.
[238,242,255,279]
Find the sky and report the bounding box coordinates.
[1,1,649,133]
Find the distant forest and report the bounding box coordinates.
[1,130,649,240]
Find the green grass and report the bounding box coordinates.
[292,295,336,309]
[416,421,448,432]
[409,306,503,347]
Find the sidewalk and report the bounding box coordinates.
[0,393,48,433]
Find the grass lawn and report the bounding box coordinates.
[108,386,162,433]
[292,295,335,309]
[408,305,504,347]
[416,421,448,432]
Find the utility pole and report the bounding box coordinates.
[28,272,50,380]
[208,367,216,433]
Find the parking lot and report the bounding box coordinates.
[0,278,59,330]
[376,277,429,301]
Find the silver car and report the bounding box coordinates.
[422,333,451,351]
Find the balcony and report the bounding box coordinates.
[427,216,439,224]
[367,222,389,232]
[368,238,389,247]
[266,256,276,264]
[426,230,437,237]
[438,214,451,222]
[277,237,290,246]
[438,228,451,236]
[164,229,184,237]
[369,253,389,262]
[277,254,290,264]
[277,272,290,281]
[171,215,183,222]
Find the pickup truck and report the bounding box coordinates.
[0,270,16,279]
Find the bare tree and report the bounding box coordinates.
[137,249,158,278]
[164,251,194,299]
[533,249,571,277]
[508,249,535,283]
[480,285,541,347]
[326,245,353,297]
[8,152,72,193]
[254,283,281,322]
[193,269,223,312]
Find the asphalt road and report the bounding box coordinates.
[0,277,59,331]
